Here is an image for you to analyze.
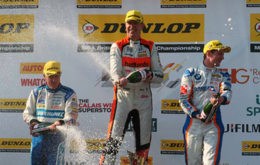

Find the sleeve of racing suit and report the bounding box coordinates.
[220,71,232,105]
[23,90,38,125]
[150,44,164,84]
[63,92,78,125]
[179,68,199,118]
[110,42,122,85]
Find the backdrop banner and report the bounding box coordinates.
[0,0,260,165]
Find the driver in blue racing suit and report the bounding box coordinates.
[23,61,78,165]
[179,40,232,165]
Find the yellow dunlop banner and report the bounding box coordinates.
[161,0,206,4]
[161,139,184,154]
[250,14,260,42]
[0,0,38,9]
[161,0,207,8]
[0,15,34,42]
[77,0,122,5]
[20,63,45,74]
[242,141,260,156]
[0,138,31,152]
[78,14,204,43]
[0,0,38,5]
[0,99,27,113]
[246,0,260,7]
[161,100,183,114]
[247,0,260,3]
[120,157,153,165]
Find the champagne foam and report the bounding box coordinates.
[57,126,96,164]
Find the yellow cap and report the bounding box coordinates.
[125,10,143,23]
[43,61,61,77]
[203,40,231,54]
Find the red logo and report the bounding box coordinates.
[82,21,99,35]
[141,95,148,98]
[180,85,188,95]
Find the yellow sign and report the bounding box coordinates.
[0,99,27,109]
[77,0,122,5]
[0,15,34,42]
[0,138,31,149]
[242,141,260,152]
[247,0,260,3]
[161,139,184,154]
[250,14,260,42]
[161,99,183,114]
[20,63,45,74]
[0,0,38,5]
[78,14,204,42]
[161,100,182,110]
[161,0,207,5]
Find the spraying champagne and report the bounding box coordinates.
[32,119,78,134]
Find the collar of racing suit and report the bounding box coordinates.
[46,83,62,93]
[201,63,217,73]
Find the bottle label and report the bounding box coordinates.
[139,70,147,80]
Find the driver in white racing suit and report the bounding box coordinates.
[179,40,232,165]
[23,61,78,165]
[100,10,163,165]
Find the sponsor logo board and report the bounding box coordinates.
[20,62,47,87]
[78,14,204,53]
[242,141,260,156]
[0,138,31,152]
[20,63,45,74]
[247,0,260,7]
[250,14,260,52]
[161,100,183,114]
[0,0,38,8]
[161,139,184,154]
[0,99,27,113]
[77,0,121,8]
[0,15,34,52]
[161,0,207,8]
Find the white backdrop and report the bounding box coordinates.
[0,0,260,165]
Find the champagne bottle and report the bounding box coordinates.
[201,93,220,122]
[201,102,213,121]
[204,102,213,114]
[32,123,52,134]
[126,70,149,83]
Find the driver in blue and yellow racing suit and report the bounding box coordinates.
[100,10,163,165]
[23,61,78,165]
[179,40,232,165]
